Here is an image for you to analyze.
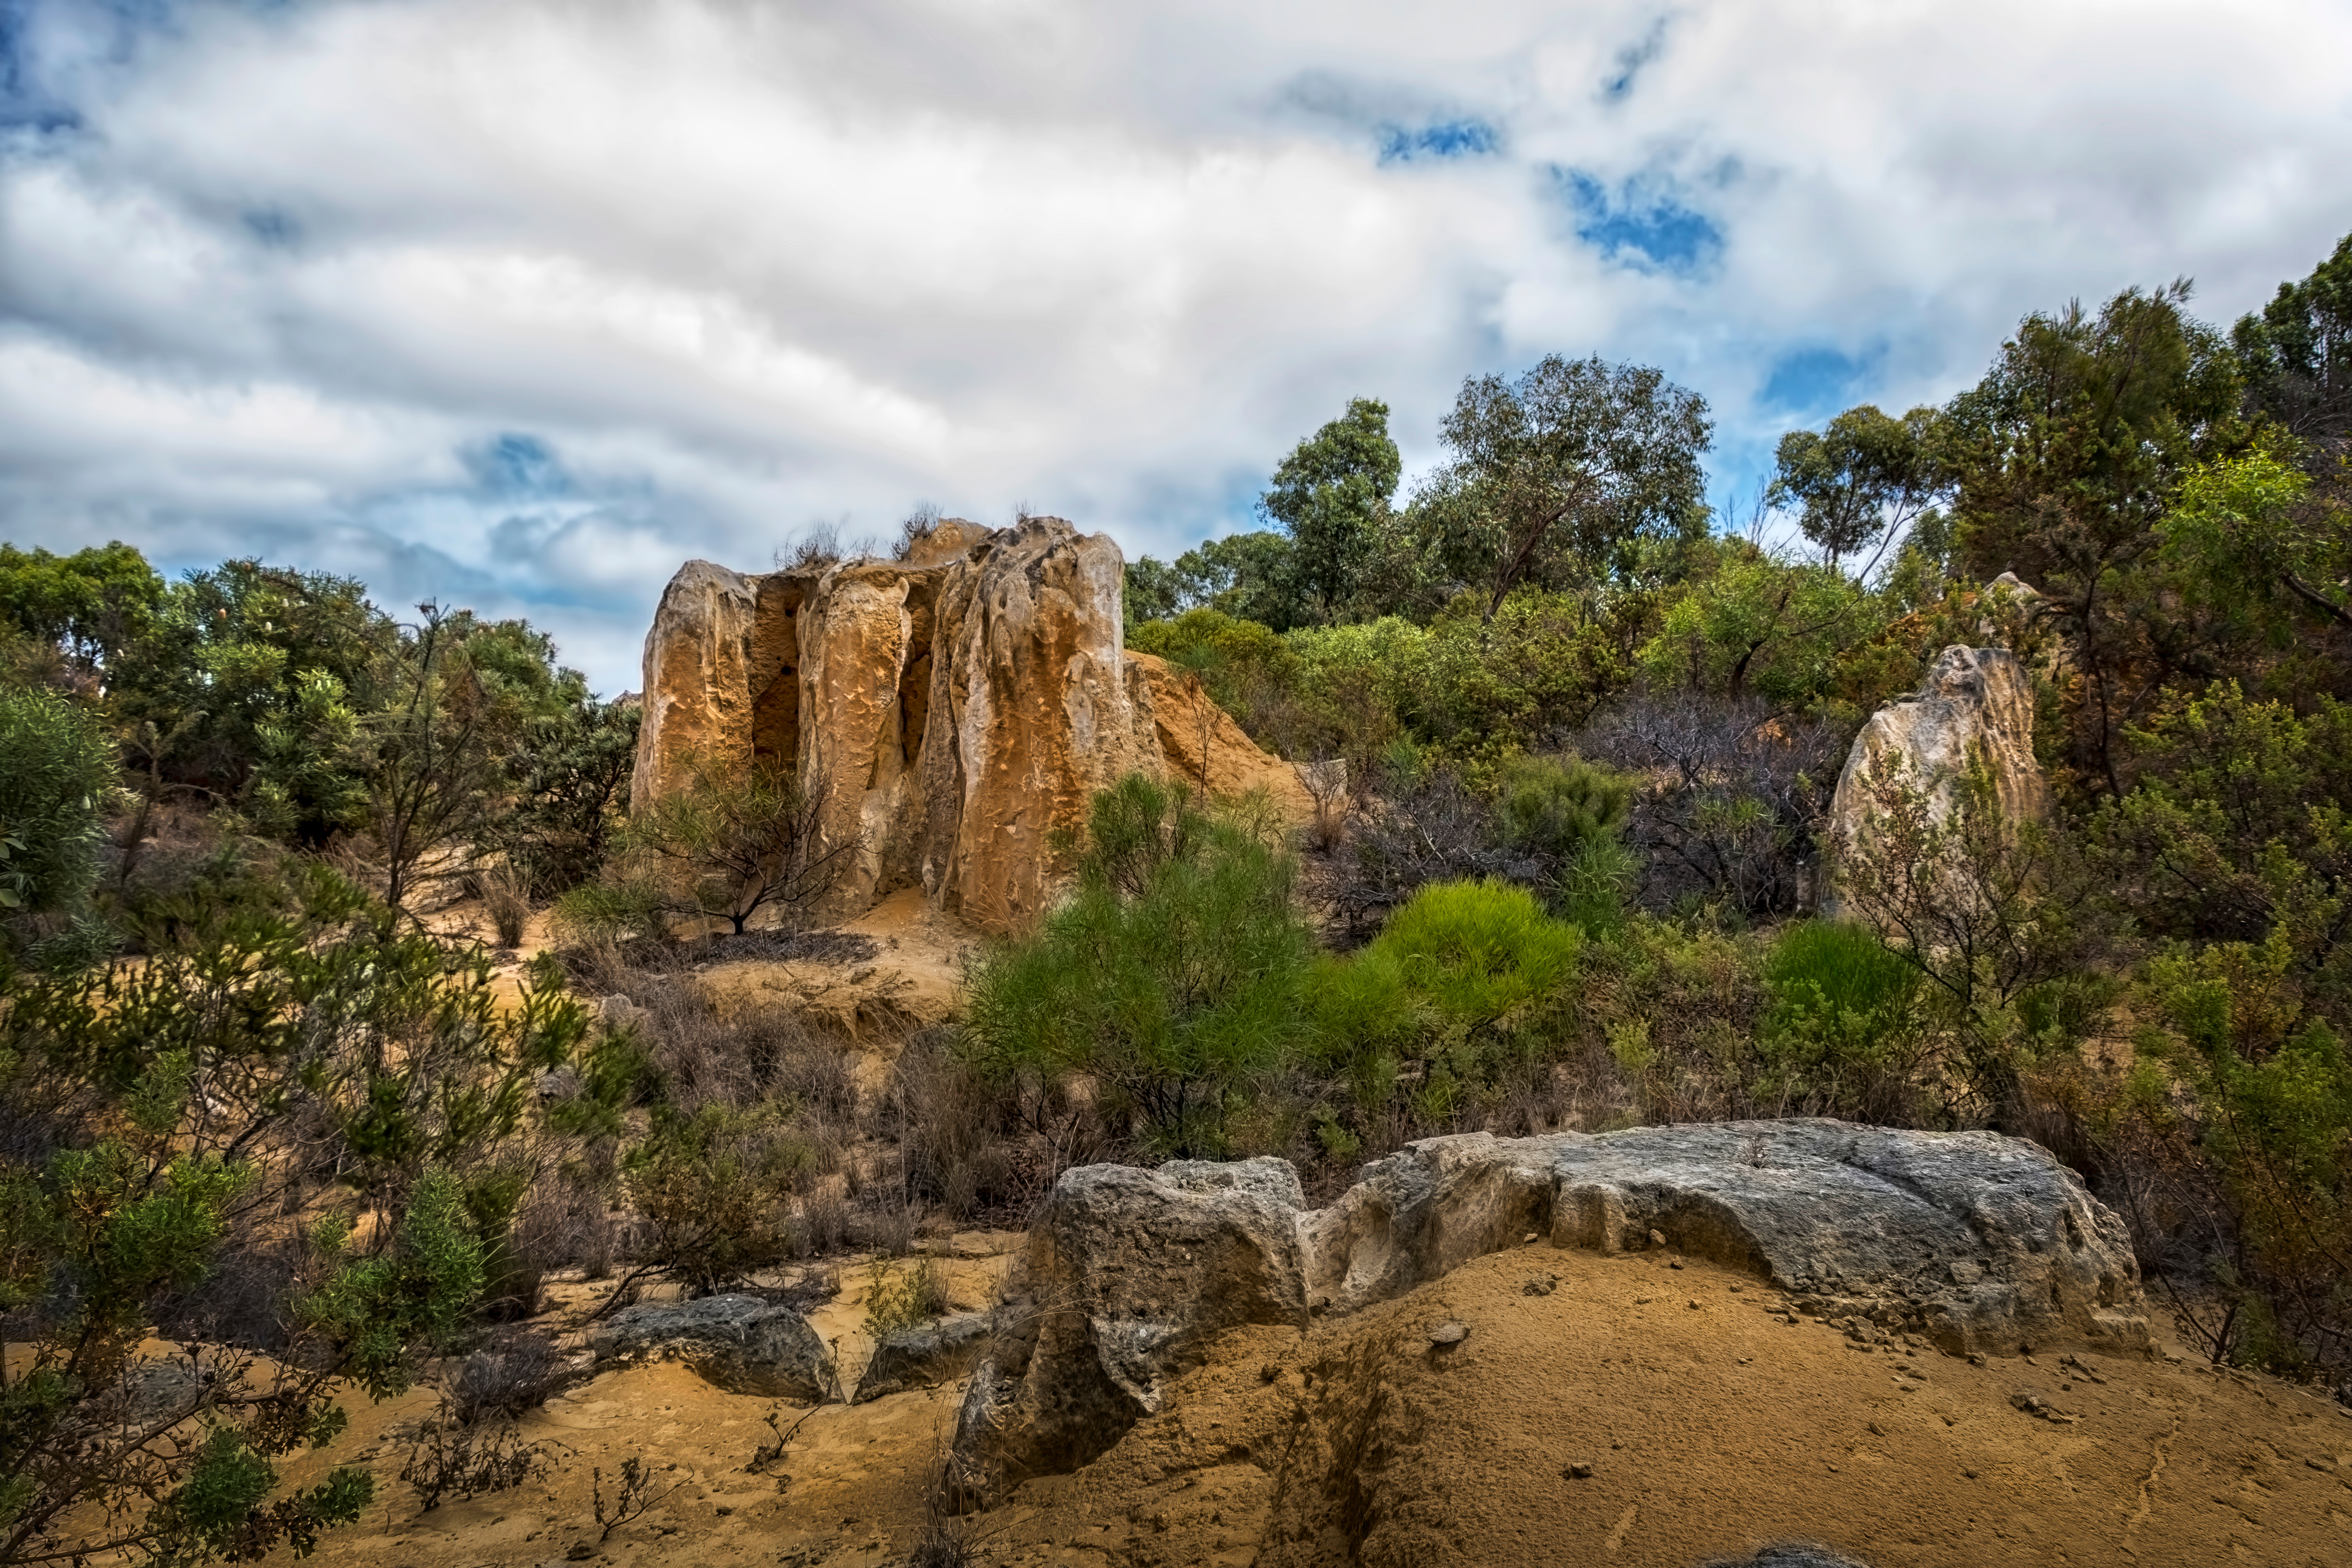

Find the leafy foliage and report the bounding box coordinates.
[620,1102,818,1294]
[1756,920,1923,1122]
[1768,403,1944,572]
[1259,396,1403,624]
[1412,354,1711,617]
[960,775,1310,1157]
[0,685,116,951]
[2234,229,2352,450]
[560,753,852,938]
[0,852,632,1566]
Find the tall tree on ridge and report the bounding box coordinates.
[1416,355,1711,619]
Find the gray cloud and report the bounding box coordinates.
[3,0,2349,691]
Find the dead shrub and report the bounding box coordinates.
[788,1190,855,1259]
[1576,690,1844,920]
[477,864,532,948]
[446,1329,570,1425]
[879,1030,1021,1223]
[401,1403,569,1511]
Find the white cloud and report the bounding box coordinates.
[4,0,2349,690]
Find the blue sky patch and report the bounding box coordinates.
[1377,116,1501,164]
[466,432,568,499]
[1760,345,1877,414]
[1552,167,1722,272]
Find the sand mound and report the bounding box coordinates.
[1003,1245,2350,1568]
[264,1238,2349,1568]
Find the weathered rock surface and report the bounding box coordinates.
[629,560,784,808]
[949,1157,1309,1501]
[586,1295,836,1403]
[1303,1123,2145,1352]
[853,1312,996,1404]
[949,1121,2146,1504]
[633,517,1310,934]
[1823,643,2051,918]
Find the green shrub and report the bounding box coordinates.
[621,1102,820,1294]
[1757,920,1924,1121]
[1576,915,1772,1125]
[960,773,1311,1158]
[2105,932,2352,1378]
[0,850,627,1565]
[1309,879,1581,1127]
[862,1256,951,1336]
[559,753,852,938]
[0,685,117,953]
[1495,753,1640,928]
[1409,590,1633,771]
[1372,878,1581,1027]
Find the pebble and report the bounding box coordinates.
[1428,1321,1470,1346]
[1648,1229,1668,1248]
[1686,1299,1701,1310]
[1564,1462,1595,1479]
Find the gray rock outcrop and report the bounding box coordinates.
[949,1122,2145,1505]
[949,1157,1309,1501]
[586,1295,836,1403]
[1823,643,2051,918]
[1304,1123,2144,1350]
[853,1312,996,1404]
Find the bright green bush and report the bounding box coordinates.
[1756,919,1924,1121]
[0,685,117,947]
[1374,877,1581,1026]
[960,774,1312,1158]
[1495,752,1639,927]
[1310,878,1581,1123]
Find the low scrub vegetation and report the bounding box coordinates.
[0,226,2347,1546]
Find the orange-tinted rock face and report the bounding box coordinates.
[632,518,1309,934]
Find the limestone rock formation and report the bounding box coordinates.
[632,517,1310,934]
[948,1122,2145,1504]
[949,1157,1310,1501]
[1822,643,2051,916]
[1303,1123,2144,1351]
[853,1312,996,1404]
[587,1295,837,1403]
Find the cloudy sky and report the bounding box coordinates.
[4,0,2348,692]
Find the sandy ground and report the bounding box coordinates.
[443,887,980,1092]
[694,890,982,1063]
[254,1238,2350,1568]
